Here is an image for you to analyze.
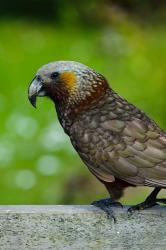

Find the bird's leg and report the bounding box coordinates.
[91,198,122,221]
[128,187,162,213]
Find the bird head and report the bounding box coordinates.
[28,61,108,112]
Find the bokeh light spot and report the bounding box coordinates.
[6,113,38,138]
[0,140,15,168]
[15,169,36,190]
[37,155,60,176]
[40,122,73,152]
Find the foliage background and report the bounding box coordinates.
[0,0,165,204]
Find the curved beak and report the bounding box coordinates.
[28,77,46,108]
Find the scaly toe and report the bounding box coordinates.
[91,198,122,222]
[128,201,158,214]
[91,198,122,208]
[156,199,166,204]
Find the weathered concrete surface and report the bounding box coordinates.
[0,205,165,250]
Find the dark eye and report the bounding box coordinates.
[50,72,59,79]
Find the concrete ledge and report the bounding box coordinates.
[0,205,165,250]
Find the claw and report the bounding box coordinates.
[128,202,158,214]
[91,198,123,222]
[128,187,163,214]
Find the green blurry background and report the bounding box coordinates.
[0,0,165,205]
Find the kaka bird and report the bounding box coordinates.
[28,61,166,215]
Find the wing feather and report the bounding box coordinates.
[101,118,166,187]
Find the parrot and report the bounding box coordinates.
[28,61,166,217]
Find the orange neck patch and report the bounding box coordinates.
[59,72,77,90]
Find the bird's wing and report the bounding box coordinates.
[76,151,116,183]
[101,118,166,187]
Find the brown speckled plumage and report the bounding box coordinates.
[28,61,166,210]
[70,88,166,189]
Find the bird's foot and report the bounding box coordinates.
[156,198,166,204]
[128,200,158,214]
[128,187,165,213]
[128,198,158,213]
[91,198,122,222]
